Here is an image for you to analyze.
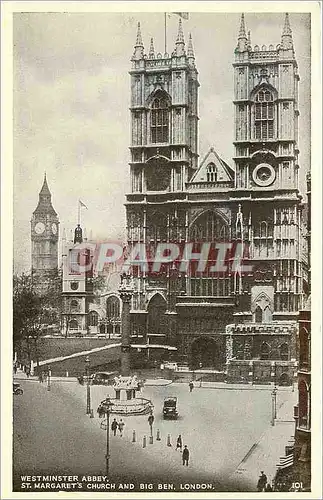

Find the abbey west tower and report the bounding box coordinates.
[225,14,302,383]
[125,15,305,383]
[125,20,199,362]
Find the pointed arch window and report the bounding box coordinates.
[206,162,217,182]
[150,94,169,144]
[260,342,270,360]
[254,89,275,140]
[88,311,98,327]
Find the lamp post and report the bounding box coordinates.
[271,386,277,426]
[99,398,114,476]
[47,365,51,391]
[85,355,91,415]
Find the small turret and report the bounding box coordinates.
[237,13,248,52]
[281,13,293,50]
[175,18,185,56]
[148,37,155,59]
[187,33,195,65]
[132,22,144,60]
[74,224,83,244]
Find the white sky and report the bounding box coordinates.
[13,10,311,274]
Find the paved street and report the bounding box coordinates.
[13,376,295,492]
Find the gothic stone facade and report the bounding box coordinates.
[125,15,305,382]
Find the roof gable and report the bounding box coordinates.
[190,147,234,184]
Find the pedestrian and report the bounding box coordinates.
[176,435,182,452]
[265,483,273,492]
[182,445,189,466]
[118,419,125,437]
[111,418,118,436]
[189,381,194,393]
[39,372,43,384]
[148,414,154,430]
[26,366,30,378]
[13,363,17,375]
[257,471,267,492]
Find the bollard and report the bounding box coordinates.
[90,409,94,419]
[143,435,147,448]
[156,429,161,441]
[149,435,153,445]
[167,434,172,447]
[132,430,136,443]
[66,371,69,377]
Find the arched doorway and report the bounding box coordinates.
[147,294,167,336]
[190,337,222,370]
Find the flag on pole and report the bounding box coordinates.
[79,199,88,209]
[172,12,189,20]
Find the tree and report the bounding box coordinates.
[13,273,44,370]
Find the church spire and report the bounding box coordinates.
[238,13,247,39]
[281,13,293,50]
[132,22,144,60]
[237,14,248,52]
[33,174,57,215]
[174,18,185,56]
[148,37,155,59]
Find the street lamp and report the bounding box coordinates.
[47,365,51,391]
[271,386,277,426]
[85,356,91,415]
[99,398,114,476]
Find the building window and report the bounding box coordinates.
[260,342,270,360]
[279,343,289,361]
[150,93,169,144]
[69,320,78,330]
[106,296,120,321]
[70,299,79,311]
[299,327,309,368]
[88,311,98,327]
[255,306,263,323]
[254,89,274,140]
[206,162,217,182]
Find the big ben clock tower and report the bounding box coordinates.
[31,174,59,288]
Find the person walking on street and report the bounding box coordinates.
[148,414,154,433]
[39,372,43,384]
[13,363,17,375]
[118,419,125,437]
[189,381,194,393]
[26,366,30,378]
[176,435,182,452]
[182,445,189,466]
[257,471,267,492]
[111,418,118,436]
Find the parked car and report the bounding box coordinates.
[13,383,23,395]
[161,362,178,371]
[163,396,178,419]
[90,372,116,385]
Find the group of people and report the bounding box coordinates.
[111,418,125,437]
[176,435,190,466]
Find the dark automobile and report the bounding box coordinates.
[163,396,178,419]
[91,372,116,385]
[13,382,23,395]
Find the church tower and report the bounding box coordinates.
[31,174,59,288]
[125,19,199,352]
[225,13,303,384]
[61,223,94,337]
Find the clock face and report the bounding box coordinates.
[35,222,45,234]
[252,163,276,187]
[51,223,57,234]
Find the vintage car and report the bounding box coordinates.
[91,372,115,385]
[13,382,23,395]
[163,396,178,419]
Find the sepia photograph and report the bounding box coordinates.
[1,1,321,498]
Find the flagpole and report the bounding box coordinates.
[164,12,167,54]
[78,201,80,226]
